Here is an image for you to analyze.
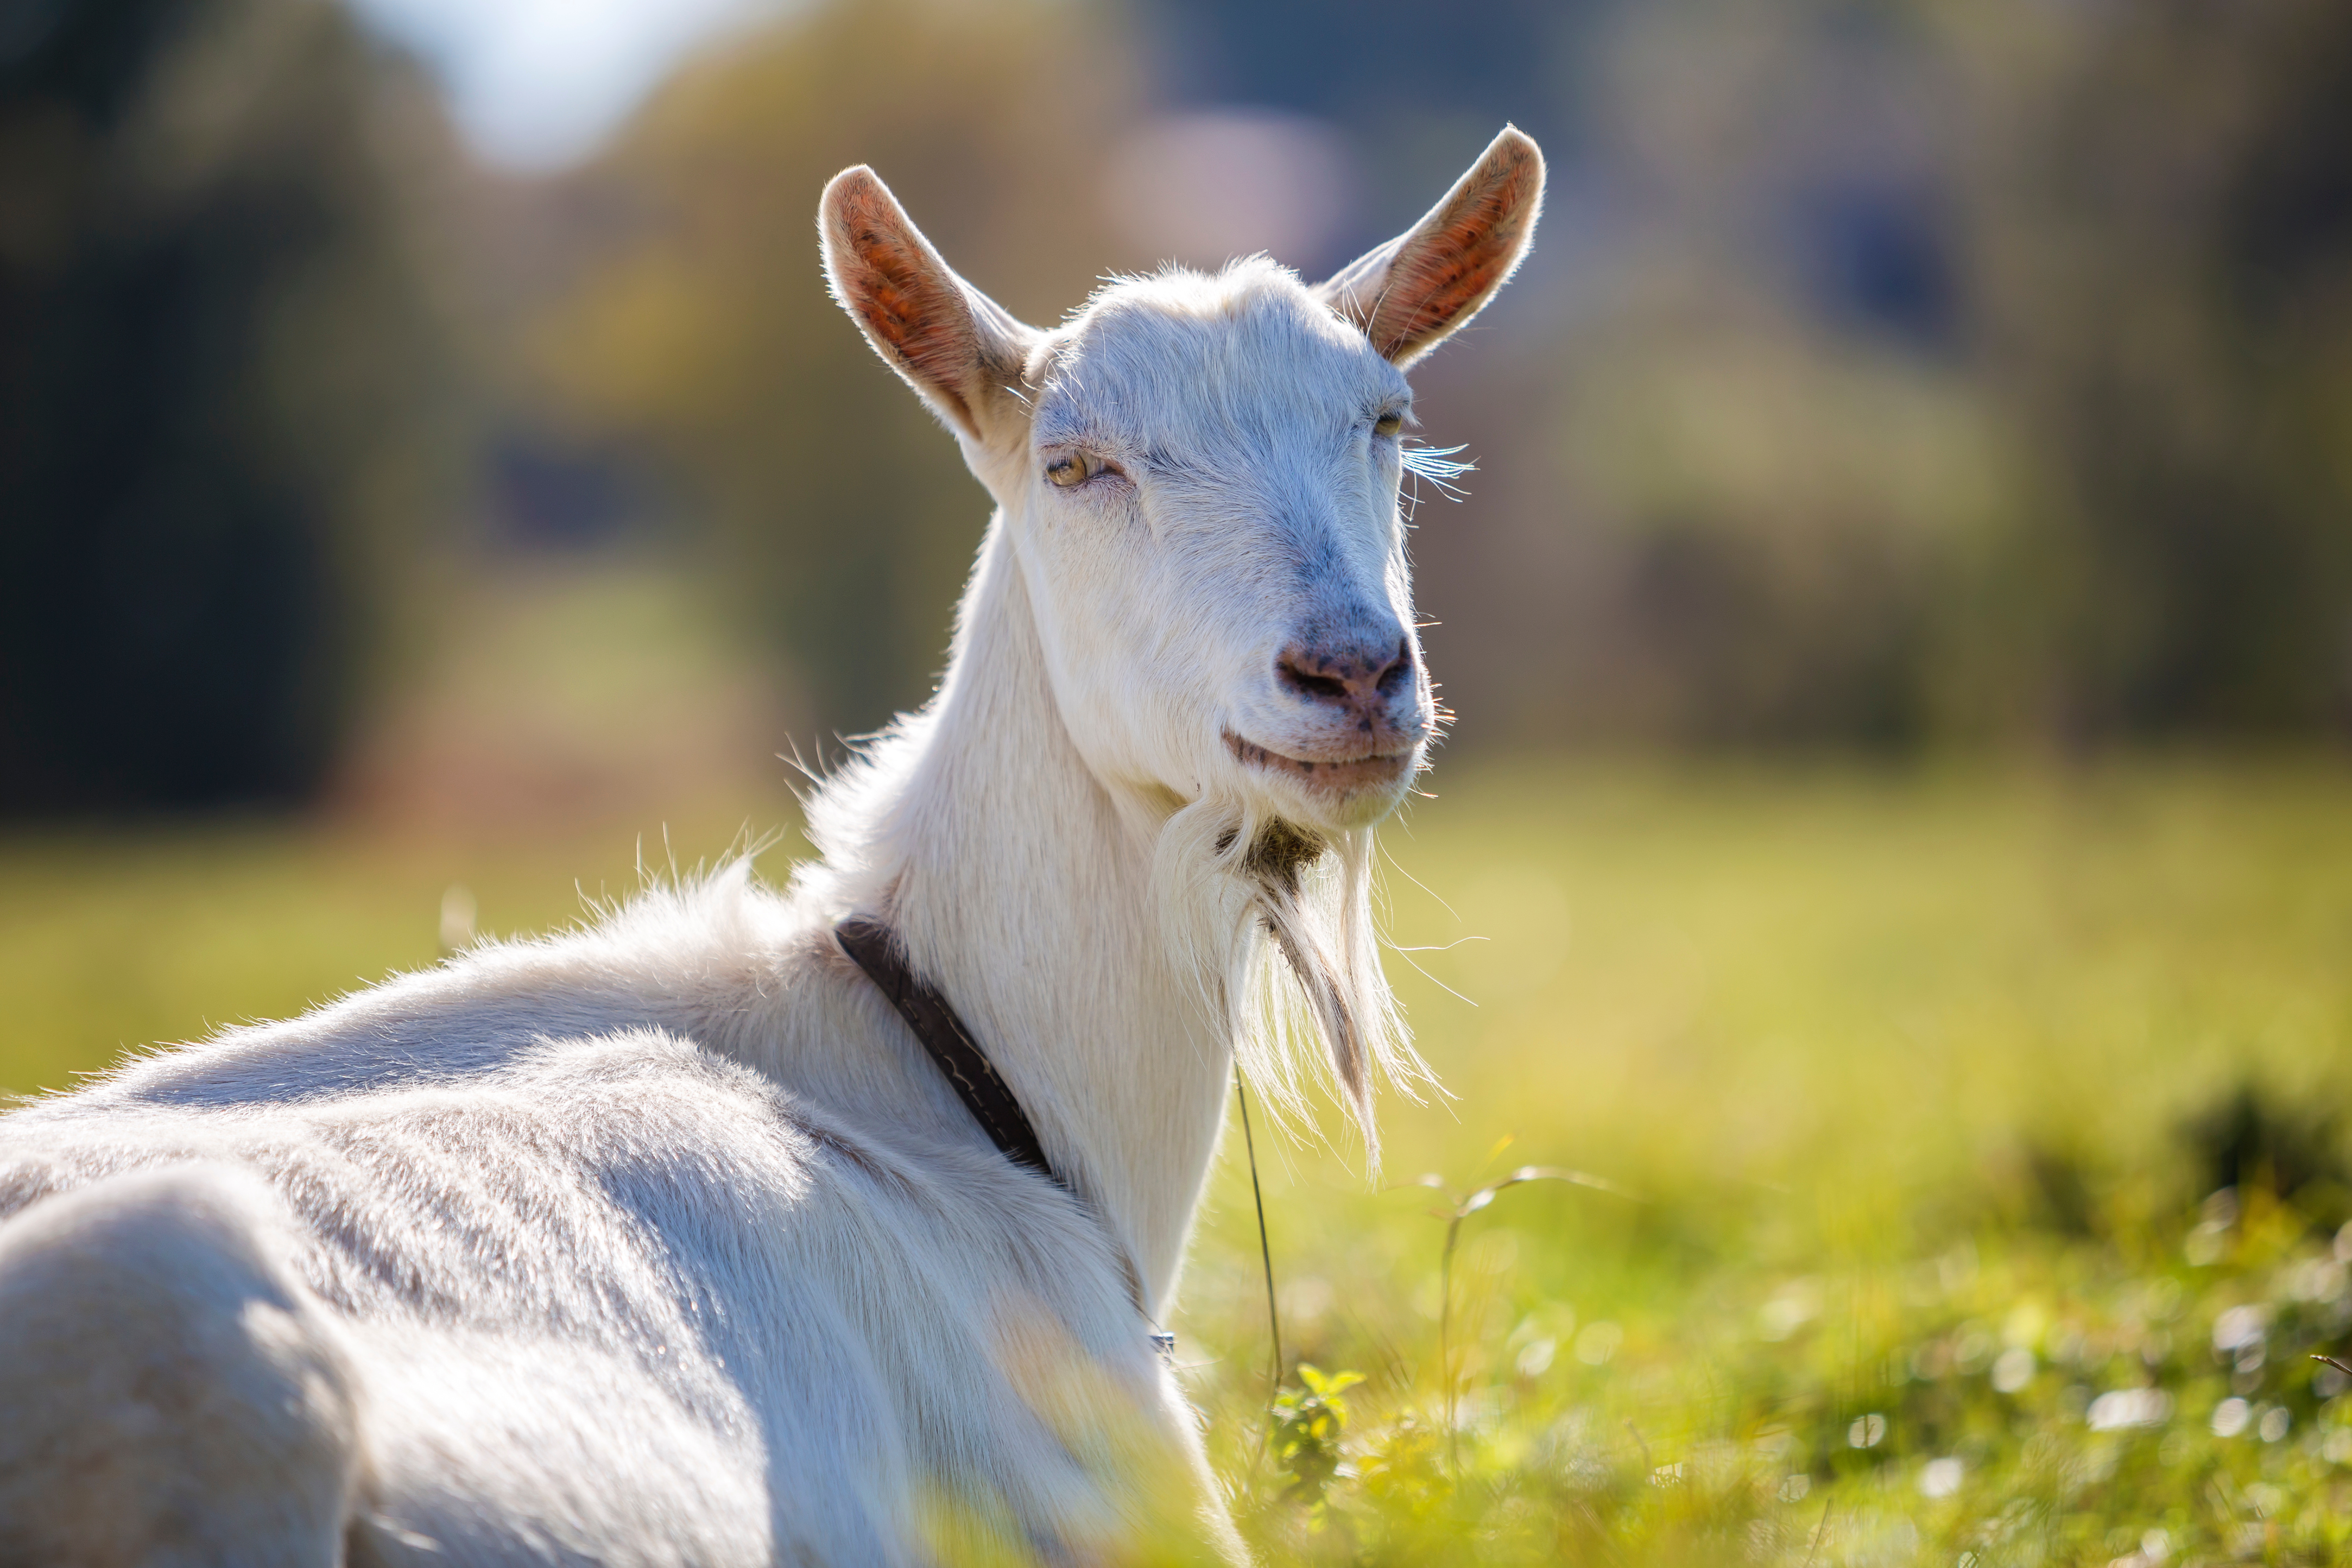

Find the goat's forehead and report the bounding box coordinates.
[1031,266,1406,439]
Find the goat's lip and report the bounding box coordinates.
[1222,730,1417,791]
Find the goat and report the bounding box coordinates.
[0,126,1543,1566]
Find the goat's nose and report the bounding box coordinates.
[1276,636,1415,718]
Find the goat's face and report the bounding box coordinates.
[821,129,1543,836]
[1009,274,1426,832]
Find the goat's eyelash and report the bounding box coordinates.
[1399,441,1474,498]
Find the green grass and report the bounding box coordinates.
[1181,757,2352,1565]
[5,757,2351,1563]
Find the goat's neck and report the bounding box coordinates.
[862,517,1230,1311]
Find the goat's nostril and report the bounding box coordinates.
[1375,639,1414,695]
[1276,651,1348,705]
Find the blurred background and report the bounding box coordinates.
[7,0,2350,831]
[6,3,2352,1544]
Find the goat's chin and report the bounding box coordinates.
[1221,731,1420,832]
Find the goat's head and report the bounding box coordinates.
[819,129,1543,840]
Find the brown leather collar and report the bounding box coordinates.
[834,914,1168,1349]
[834,915,1062,1188]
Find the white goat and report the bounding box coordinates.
[0,127,1543,1566]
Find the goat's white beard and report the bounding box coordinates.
[1153,795,1431,1173]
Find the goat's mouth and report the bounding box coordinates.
[1223,730,1418,793]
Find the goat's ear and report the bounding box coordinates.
[1313,126,1545,367]
[820,166,1042,443]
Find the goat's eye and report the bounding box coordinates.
[1373,412,1404,437]
[1045,453,1094,488]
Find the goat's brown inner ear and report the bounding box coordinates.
[830,187,982,426]
[1370,148,1541,360]
[1315,127,1545,368]
[820,166,1039,441]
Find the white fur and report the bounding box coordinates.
[0,129,1541,1565]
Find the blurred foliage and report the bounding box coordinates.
[533,0,1144,742]
[1426,0,2352,748]
[0,0,457,811]
[1956,0,2352,737]
[8,0,2349,812]
[518,0,2352,756]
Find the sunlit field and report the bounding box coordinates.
[6,757,2350,1564]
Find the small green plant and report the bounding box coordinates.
[1410,1162,1635,1471]
[1269,1364,1366,1509]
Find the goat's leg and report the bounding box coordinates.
[0,1164,368,1568]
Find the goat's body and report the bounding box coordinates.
[0,527,1226,1564]
[0,873,1183,1565]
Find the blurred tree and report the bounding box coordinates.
[1134,0,1597,248]
[537,0,1142,747]
[1456,0,2352,748]
[1955,0,2352,738]
[1479,0,2016,748]
[0,0,454,812]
